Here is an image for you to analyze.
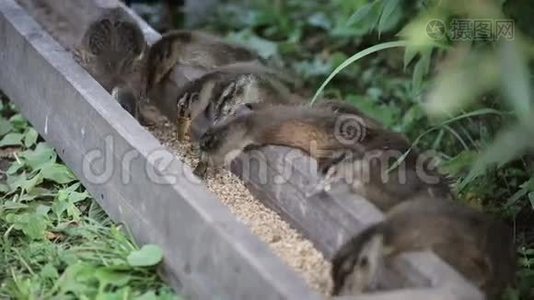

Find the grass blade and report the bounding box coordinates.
[311,40,408,104]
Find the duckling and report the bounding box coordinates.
[317,136,452,211]
[174,62,305,143]
[177,64,305,177]
[196,103,450,208]
[307,101,451,210]
[143,30,259,102]
[199,102,452,207]
[74,7,147,94]
[196,104,378,170]
[331,196,516,299]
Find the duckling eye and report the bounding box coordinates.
[358,256,369,269]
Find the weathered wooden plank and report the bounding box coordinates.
[0,1,321,299]
[332,252,485,299]
[392,252,484,299]
[231,146,384,259]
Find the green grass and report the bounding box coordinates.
[0,96,178,300]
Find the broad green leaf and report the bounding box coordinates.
[1,201,28,210]
[52,196,69,217]
[0,133,23,147]
[378,0,401,36]
[69,190,89,203]
[41,163,76,184]
[23,128,38,148]
[40,263,60,279]
[9,114,28,131]
[18,193,37,202]
[7,161,24,174]
[54,187,85,220]
[36,204,51,216]
[0,117,13,137]
[57,186,88,204]
[95,268,131,288]
[55,262,97,295]
[7,172,43,194]
[65,182,81,192]
[26,186,57,198]
[5,212,48,239]
[21,142,56,171]
[127,245,163,267]
[346,2,376,26]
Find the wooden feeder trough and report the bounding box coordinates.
[0,0,485,299]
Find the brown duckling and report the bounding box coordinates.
[331,196,516,299]
[143,30,260,110]
[196,103,376,168]
[315,136,452,211]
[196,103,450,208]
[74,7,147,94]
[173,62,305,142]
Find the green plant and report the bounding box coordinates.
[0,96,178,299]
